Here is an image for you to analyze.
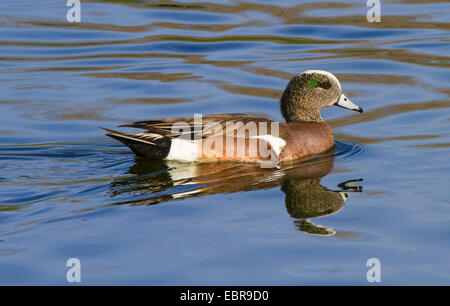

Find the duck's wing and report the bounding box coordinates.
[119,113,274,139]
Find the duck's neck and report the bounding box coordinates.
[282,107,324,123]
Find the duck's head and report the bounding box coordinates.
[280,70,363,123]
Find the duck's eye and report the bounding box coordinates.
[344,98,347,101]
[320,80,332,89]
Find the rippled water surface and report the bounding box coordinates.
[0,0,449,285]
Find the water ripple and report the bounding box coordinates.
[334,140,368,162]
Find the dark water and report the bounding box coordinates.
[0,0,449,285]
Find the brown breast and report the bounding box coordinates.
[278,122,334,161]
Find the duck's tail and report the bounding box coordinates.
[101,127,171,159]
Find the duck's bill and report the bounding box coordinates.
[335,94,363,113]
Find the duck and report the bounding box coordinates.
[103,70,363,164]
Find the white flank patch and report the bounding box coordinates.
[251,134,286,158]
[166,138,201,161]
[302,70,341,91]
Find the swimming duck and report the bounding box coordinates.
[103,70,362,163]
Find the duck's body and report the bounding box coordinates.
[104,118,334,163]
[104,70,362,164]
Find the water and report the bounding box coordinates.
[0,0,449,285]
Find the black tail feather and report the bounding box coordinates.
[101,127,171,159]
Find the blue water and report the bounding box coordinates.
[0,0,449,285]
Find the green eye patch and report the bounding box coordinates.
[306,80,320,88]
[306,79,332,89]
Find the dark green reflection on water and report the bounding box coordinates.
[110,150,363,236]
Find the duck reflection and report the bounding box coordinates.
[110,150,363,236]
